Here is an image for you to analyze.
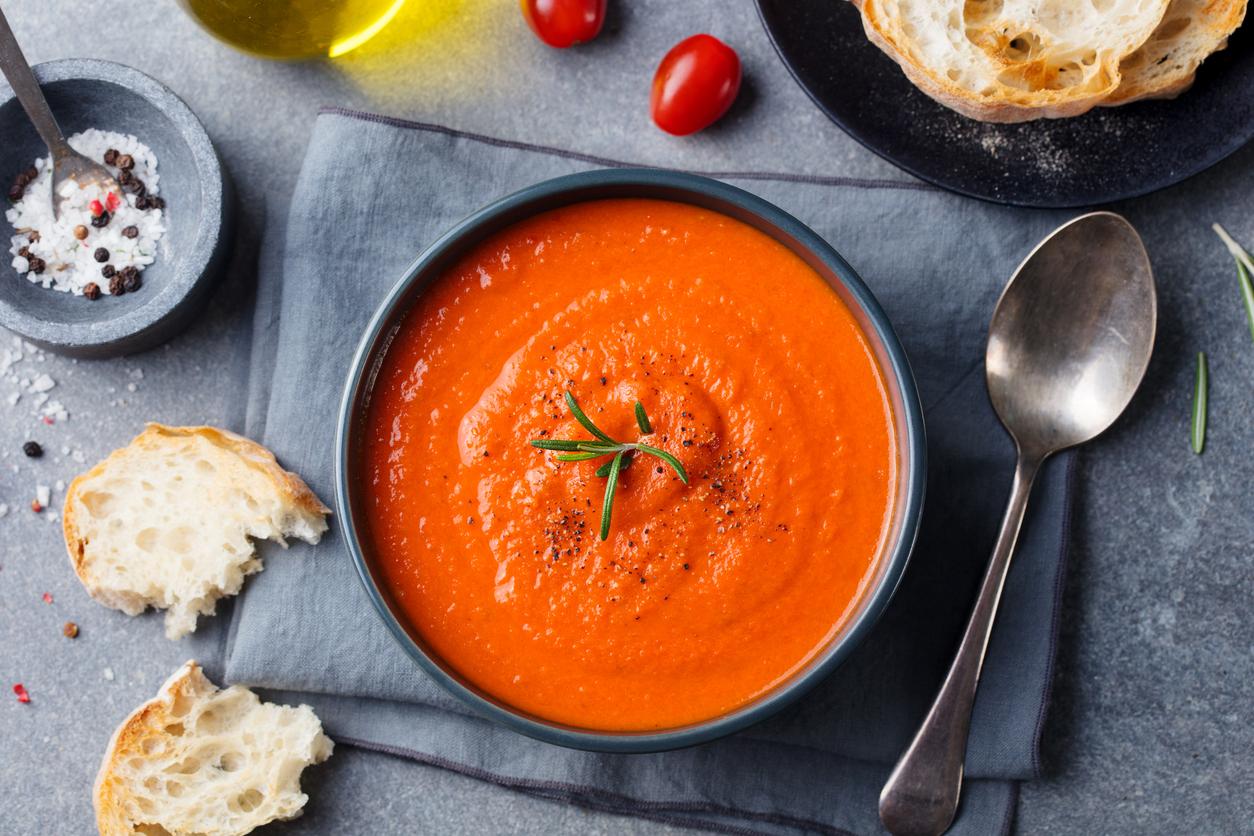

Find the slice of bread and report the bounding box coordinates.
[95,661,334,836]
[858,0,1172,122]
[64,424,329,640]
[1103,0,1247,104]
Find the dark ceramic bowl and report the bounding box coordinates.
[337,169,926,753]
[0,59,231,357]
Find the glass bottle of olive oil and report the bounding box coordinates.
[178,0,406,60]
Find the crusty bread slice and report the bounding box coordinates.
[95,661,333,836]
[64,424,329,640]
[1103,0,1247,104]
[858,0,1172,122]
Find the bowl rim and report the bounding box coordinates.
[335,168,927,753]
[0,58,225,353]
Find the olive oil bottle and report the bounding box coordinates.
[178,0,406,59]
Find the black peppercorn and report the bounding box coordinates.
[125,178,146,197]
[83,282,101,300]
[108,274,124,296]
[7,184,23,202]
[93,247,109,263]
[147,196,165,210]
[103,148,119,165]
[134,196,150,210]
[116,153,134,170]
[91,210,111,228]
[17,246,29,259]
[23,165,36,181]
[101,264,116,278]
[22,441,42,458]
[121,225,139,239]
[27,257,45,274]
[121,270,142,294]
[117,169,133,186]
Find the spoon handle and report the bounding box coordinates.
[879,451,1044,836]
[0,6,70,155]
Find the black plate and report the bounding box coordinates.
[756,0,1254,208]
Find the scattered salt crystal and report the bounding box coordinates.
[0,504,8,518]
[102,667,114,681]
[32,392,48,408]
[5,392,18,406]
[29,373,54,393]
[35,485,50,507]
[126,382,137,393]
[54,479,65,491]
[42,400,68,422]
[128,368,144,380]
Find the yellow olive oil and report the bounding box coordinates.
[179,0,407,59]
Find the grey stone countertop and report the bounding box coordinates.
[1,1,1250,834]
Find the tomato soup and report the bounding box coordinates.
[359,198,897,731]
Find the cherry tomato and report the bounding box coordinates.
[650,34,741,136]
[520,0,606,49]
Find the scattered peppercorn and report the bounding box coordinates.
[116,153,134,170]
[27,256,45,274]
[93,247,109,263]
[89,198,104,216]
[148,195,165,210]
[41,592,53,604]
[7,184,23,202]
[90,210,111,228]
[126,178,147,197]
[103,148,119,165]
[83,282,101,300]
[17,246,29,258]
[100,264,116,278]
[13,684,30,704]
[22,440,42,457]
[134,196,149,210]
[73,224,89,240]
[682,563,690,570]
[28,230,39,242]
[122,271,142,293]
[117,170,133,186]
[62,622,79,639]
[121,225,138,239]
[108,274,124,296]
[30,499,42,513]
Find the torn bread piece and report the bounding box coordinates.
[95,661,333,836]
[64,424,329,639]
[1104,0,1247,105]
[858,0,1172,122]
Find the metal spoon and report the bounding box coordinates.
[0,5,120,216]
[879,212,1157,836]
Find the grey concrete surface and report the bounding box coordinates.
[1,1,1250,834]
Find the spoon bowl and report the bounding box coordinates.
[881,211,1156,836]
[987,212,1157,455]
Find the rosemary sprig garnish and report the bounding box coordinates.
[1212,223,1254,344]
[530,391,689,540]
[1191,352,1208,455]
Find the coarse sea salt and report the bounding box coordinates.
[6,129,167,296]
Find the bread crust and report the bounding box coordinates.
[94,661,211,835]
[1103,0,1247,105]
[858,0,1172,122]
[63,424,330,629]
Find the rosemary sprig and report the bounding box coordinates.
[1212,223,1254,344]
[1191,352,1208,455]
[530,392,689,540]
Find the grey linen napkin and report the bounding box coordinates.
[224,109,1078,835]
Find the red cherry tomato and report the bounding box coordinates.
[650,34,741,136]
[520,0,606,48]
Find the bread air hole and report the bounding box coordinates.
[134,823,171,836]
[79,490,116,518]
[137,528,159,553]
[232,788,265,813]
[962,0,1003,25]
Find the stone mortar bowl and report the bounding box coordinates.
[0,59,231,357]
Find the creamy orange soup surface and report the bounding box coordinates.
[359,198,897,731]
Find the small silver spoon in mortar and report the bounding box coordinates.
[0,5,120,217]
[879,212,1157,836]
